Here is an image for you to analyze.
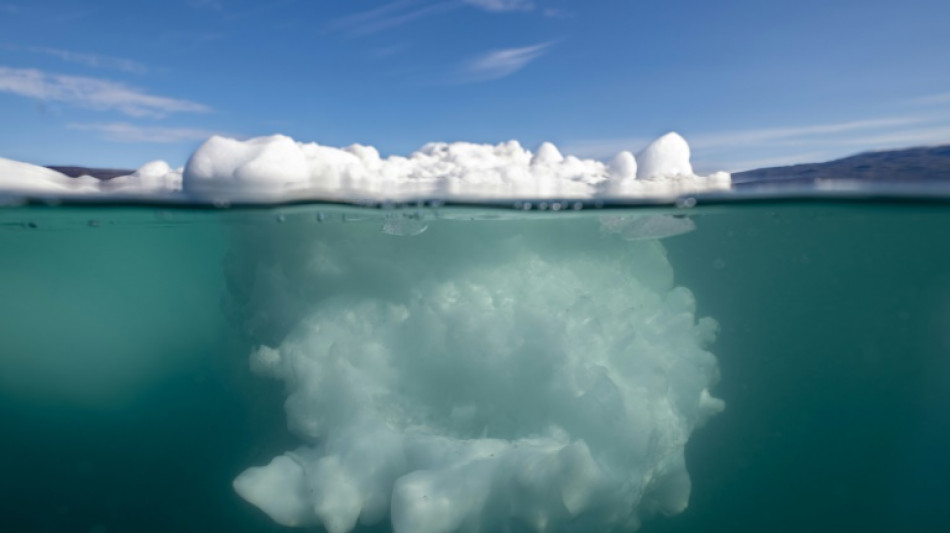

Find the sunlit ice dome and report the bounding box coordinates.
[0,132,730,203]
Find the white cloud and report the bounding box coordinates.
[16,46,148,74]
[460,42,553,83]
[564,114,950,172]
[714,152,835,174]
[825,126,950,148]
[716,126,950,173]
[332,0,535,35]
[0,66,210,117]
[331,0,458,35]
[67,122,218,143]
[906,92,950,106]
[687,116,928,150]
[543,8,572,18]
[186,0,223,10]
[463,0,534,12]
[370,43,410,59]
[568,117,931,160]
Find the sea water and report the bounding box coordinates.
[1,202,948,533]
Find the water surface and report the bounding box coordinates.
[1,202,948,533]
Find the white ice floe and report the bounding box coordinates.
[103,160,183,193]
[0,132,730,201]
[0,157,101,195]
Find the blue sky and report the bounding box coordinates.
[1,0,949,171]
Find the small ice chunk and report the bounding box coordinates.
[233,454,314,527]
[600,214,696,241]
[0,158,100,194]
[608,151,638,181]
[531,142,564,166]
[382,215,429,236]
[106,160,182,193]
[636,132,693,180]
[184,134,310,196]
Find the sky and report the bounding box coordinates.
[1,0,949,172]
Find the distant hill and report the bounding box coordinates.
[47,166,134,180]
[733,145,950,184]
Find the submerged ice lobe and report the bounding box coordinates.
[229,219,724,533]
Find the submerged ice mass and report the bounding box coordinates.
[0,132,729,201]
[228,217,724,533]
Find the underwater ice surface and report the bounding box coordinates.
[1,202,950,533]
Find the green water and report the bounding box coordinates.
[1,203,948,532]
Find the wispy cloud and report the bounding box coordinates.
[825,126,950,148]
[563,114,950,172]
[67,122,218,143]
[566,117,937,161]
[370,43,410,59]
[186,0,223,10]
[716,126,950,174]
[458,42,553,83]
[0,66,210,117]
[0,3,18,14]
[711,152,836,175]
[331,0,459,36]
[688,116,928,150]
[332,0,534,35]
[542,8,572,18]
[9,45,148,74]
[463,0,534,12]
[906,92,950,106]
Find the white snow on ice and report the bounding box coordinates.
[0,132,729,201]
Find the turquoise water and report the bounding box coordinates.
[1,203,948,532]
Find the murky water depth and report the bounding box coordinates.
[1,203,948,533]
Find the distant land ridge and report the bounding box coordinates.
[733,145,950,184]
[47,166,135,181]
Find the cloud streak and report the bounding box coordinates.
[67,122,219,143]
[687,116,928,150]
[332,0,535,35]
[0,66,210,117]
[463,0,534,12]
[186,0,223,10]
[330,0,459,35]
[906,92,950,106]
[564,114,950,172]
[15,46,149,74]
[458,42,553,83]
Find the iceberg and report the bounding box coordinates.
[0,132,729,202]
